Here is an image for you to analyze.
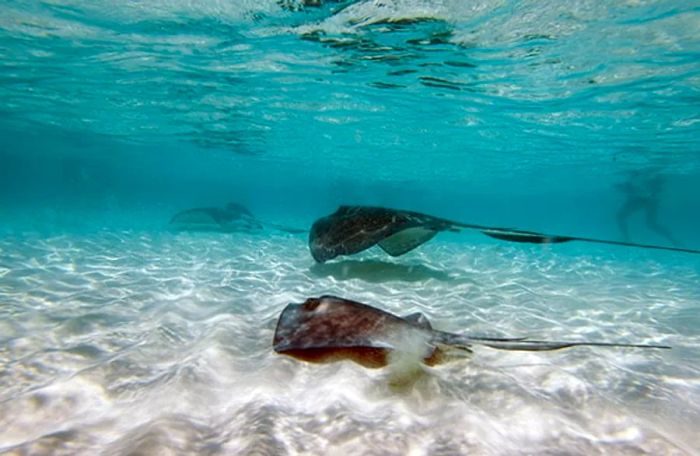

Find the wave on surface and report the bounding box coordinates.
[1,0,698,177]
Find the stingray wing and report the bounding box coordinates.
[273,296,443,368]
[273,296,405,352]
[378,227,439,256]
[309,207,418,261]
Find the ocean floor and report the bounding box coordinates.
[0,231,699,455]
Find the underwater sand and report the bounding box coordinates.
[1,231,698,455]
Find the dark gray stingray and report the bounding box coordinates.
[308,205,700,262]
[273,295,670,368]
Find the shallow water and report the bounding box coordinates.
[1,0,700,454]
[1,232,699,454]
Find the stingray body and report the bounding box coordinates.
[309,206,568,263]
[273,296,669,368]
[309,205,699,262]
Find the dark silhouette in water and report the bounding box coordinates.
[308,205,700,262]
[615,169,680,247]
[170,202,305,234]
[170,202,263,233]
[273,296,670,369]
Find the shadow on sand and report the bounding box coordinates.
[310,259,474,284]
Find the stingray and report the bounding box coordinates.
[273,295,670,368]
[170,202,304,234]
[309,205,700,262]
[170,202,261,232]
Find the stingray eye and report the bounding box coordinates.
[303,299,320,311]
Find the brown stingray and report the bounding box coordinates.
[308,205,700,263]
[273,295,670,368]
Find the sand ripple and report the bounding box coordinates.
[0,232,698,455]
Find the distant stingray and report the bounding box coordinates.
[170,202,304,234]
[273,295,669,369]
[308,205,700,262]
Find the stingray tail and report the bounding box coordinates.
[469,338,670,351]
[260,221,308,234]
[436,331,670,351]
[446,219,700,254]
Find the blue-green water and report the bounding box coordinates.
[1,1,699,454]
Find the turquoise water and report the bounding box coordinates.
[1,1,699,454]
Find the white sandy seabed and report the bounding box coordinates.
[0,231,699,455]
